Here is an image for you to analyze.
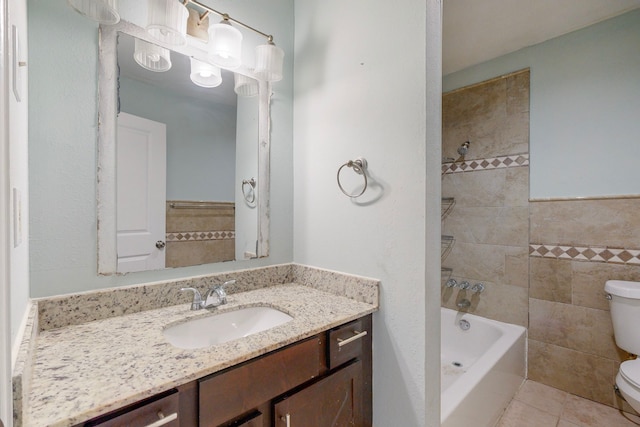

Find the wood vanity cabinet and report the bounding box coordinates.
[199,314,372,427]
[78,315,371,427]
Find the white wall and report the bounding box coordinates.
[443,9,640,199]
[8,0,28,346]
[28,0,293,297]
[293,1,441,425]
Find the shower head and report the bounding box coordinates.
[457,141,470,156]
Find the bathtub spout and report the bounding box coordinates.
[457,298,471,309]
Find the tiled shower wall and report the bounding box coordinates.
[443,69,640,414]
[165,201,235,268]
[529,197,640,412]
[441,69,530,327]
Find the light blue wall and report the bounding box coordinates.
[444,9,640,199]
[28,0,294,297]
[120,77,236,202]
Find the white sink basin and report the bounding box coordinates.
[163,306,293,349]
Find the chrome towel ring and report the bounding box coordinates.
[241,178,256,203]
[337,157,368,198]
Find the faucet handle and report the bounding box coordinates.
[471,283,485,293]
[459,281,471,290]
[180,287,203,310]
[220,279,236,289]
[445,279,458,288]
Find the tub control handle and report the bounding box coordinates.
[337,330,368,347]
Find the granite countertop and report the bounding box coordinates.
[25,283,378,427]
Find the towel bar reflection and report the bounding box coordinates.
[337,157,368,198]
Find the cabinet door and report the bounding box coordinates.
[273,360,363,427]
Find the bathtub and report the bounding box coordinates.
[441,307,526,427]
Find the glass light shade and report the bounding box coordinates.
[134,39,172,72]
[147,0,188,46]
[208,20,243,69]
[234,73,258,97]
[67,0,120,24]
[254,43,284,82]
[190,58,222,88]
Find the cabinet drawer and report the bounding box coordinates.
[328,318,368,369]
[85,391,179,427]
[199,336,322,427]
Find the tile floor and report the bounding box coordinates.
[496,380,640,427]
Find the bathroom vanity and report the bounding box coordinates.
[13,265,379,427]
[80,315,372,427]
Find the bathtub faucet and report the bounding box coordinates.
[457,298,471,309]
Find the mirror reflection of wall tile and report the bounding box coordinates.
[165,201,235,267]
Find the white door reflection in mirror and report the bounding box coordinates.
[116,112,167,273]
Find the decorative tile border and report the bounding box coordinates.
[442,153,529,174]
[529,243,640,265]
[166,230,235,242]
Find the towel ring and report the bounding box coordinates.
[337,158,368,198]
[242,178,256,203]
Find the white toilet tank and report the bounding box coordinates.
[606,280,640,355]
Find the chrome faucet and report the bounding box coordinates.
[181,280,236,310]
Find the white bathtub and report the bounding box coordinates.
[441,307,526,427]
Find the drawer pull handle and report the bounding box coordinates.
[144,411,177,427]
[337,330,367,347]
[280,413,291,427]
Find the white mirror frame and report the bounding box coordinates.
[97,21,271,275]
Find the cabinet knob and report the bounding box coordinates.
[156,241,166,249]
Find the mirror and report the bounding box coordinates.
[98,21,271,274]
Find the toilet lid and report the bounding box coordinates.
[620,360,640,388]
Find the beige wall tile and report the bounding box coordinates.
[504,167,530,208]
[443,206,529,246]
[529,298,621,360]
[529,257,572,303]
[572,261,640,311]
[445,242,528,288]
[530,198,640,247]
[442,168,507,207]
[442,280,528,326]
[506,70,530,115]
[528,339,615,406]
[504,247,530,288]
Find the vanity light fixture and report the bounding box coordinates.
[67,0,120,24]
[190,58,222,88]
[133,38,172,72]
[147,0,189,46]
[254,39,284,82]
[208,16,243,69]
[69,0,285,85]
[234,73,258,97]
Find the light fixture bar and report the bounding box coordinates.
[183,0,275,43]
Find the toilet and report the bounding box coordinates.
[605,279,640,412]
